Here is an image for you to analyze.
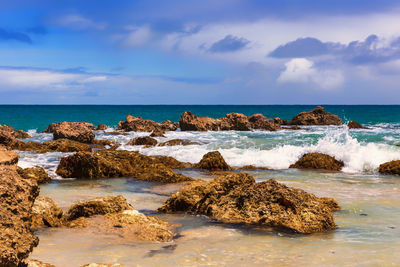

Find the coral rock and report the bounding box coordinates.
[379,160,400,175]
[17,166,51,184]
[31,196,64,228]
[195,151,232,171]
[289,152,344,171]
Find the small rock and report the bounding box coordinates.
[379,160,400,175]
[96,124,108,131]
[127,136,158,147]
[289,153,344,171]
[31,196,64,228]
[17,166,51,184]
[158,139,200,146]
[195,151,232,171]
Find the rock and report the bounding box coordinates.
[56,150,193,183]
[96,124,108,131]
[347,120,368,129]
[158,173,339,234]
[151,155,192,168]
[31,196,64,228]
[81,264,124,267]
[0,129,18,147]
[92,140,120,150]
[289,153,344,171]
[126,136,158,147]
[12,139,92,153]
[117,115,178,132]
[194,151,232,171]
[150,129,166,137]
[248,114,280,131]
[0,166,39,266]
[0,125,31,139]
[17,166,51,184]
[44,122,95,143]
[179,111,218,131]
[378,160,400,175]
[290,106,343,125]
[237,165,270,170]
[66,195,132,221]
[21,259,55,267]
[158,139,200,146]
[0,149,18,165]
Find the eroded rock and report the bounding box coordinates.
[289,153,344,171]
[0,148,18,165]
[347,120,368,129]
[44,122,95,143]
[126,136,158,147]
[290,106,343,125]
[117,115,178,132]
[158,139,200,146]
[379,160,400,175]
[12,139,92,153]
[96,124,108,131]
[17,166,51,184]
[31,196,63,228]
[194,151,232,171]
[0,125,31,139]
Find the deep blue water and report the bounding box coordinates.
[0,105,399,131]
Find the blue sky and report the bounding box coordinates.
[1,0,400,104]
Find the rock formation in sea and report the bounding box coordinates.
[0,124,31,139]
[43,121,95,143]
[158,173,339,234]
[96,124,108,130]
[56,150,193,183]
[378,160,400,175]
[290,152,344,171]
[17,166,51,184]
[347,120,369,129]
[194,151,232,171]
[117,115,178,132]
[290,106,343,125]
[158,139,200,146]
[12,139,93,153]
[150,129,166,137]
[0,145,19,165]
[126,136,158,147]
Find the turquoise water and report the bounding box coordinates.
[1,105,400,131]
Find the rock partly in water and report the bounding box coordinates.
[0,125,31,139]
[96,124,108,131]
[0,166,39,266]
[44,122,95,143]
[237,165,270,170]
[117,115,178,132]
[0,129,18,147]
[158,173,339,234]
[194,151,232,171]
[31,196,64,228]
[12,139,93,153]
[158,139,200,146]
[289,152,344,171]
[290,106,343,125]
[17,166,51,184]
[248,114,280,131]
[56,150,193,183]
[378,160,400,175]
[347,120,369,129]
[126,136,158,147]
[150,129,166,137]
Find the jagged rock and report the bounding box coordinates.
[92,140,120,150]
[248,114,280,131]
[12,139,92,153]
[56,150,193,183]
[0,149,18,165]
[96,124,108,130]
[66,195,132,221]
[44,122,95,143]
[0,166,39,266]
[127,136,158,147]
[290,106,343,125]
[31,196,63,228]
[81,264,124,267]
[0,129,18,147]
[17,166,51,184]
[117,115,178,132]
[158,173,339,234]
[21,259,55,267]
[158,139,200,146]
[379,160,400,175]
[0,125,31,139]
[289,153,344,171]
[347,120,368,129]
[150,129,166,137]
[194,151,232,171]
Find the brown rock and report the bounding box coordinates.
[56,150,193,183]
[43,121,95,133]
[21,259,55,267]
[195,151,232,171]
[0,125,31,139]
[158,173,339,234]
[81,264,124,267]
[126,136,158,147]
[44,122,95,143]
[347,120,369,129]
[96,124,108,130]
[0,129,18,147]
[92,140,120,150]
[150,129,166,137]
[289,152,344,171]
[158,139,200,146]
[31,196,63,228]
[237,165,270,170]
[290,106,343,125]
[0,166,39,266]
[0,149,18,165]
[13,139,92,153]
[378,160,400,175]
[17,166,51,184]
[117,115,178,132]
[248,114,280,131]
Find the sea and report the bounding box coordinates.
[2,105,400,266]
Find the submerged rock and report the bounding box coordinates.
[44,121,95,143]
[290,106,343,125]
[195,151,232,171]
[0,166,39,266]
[347,120,368,129]
[127,136,158,147]
[158,173,339,234]
[31,196,64,228]
[56,150,193,183]
[117,115,178,132]
[378,160,400,175]
[158,139,200,146]
[289,153,344,171]
[17,166,51,184]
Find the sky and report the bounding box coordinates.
[1,0,400,104]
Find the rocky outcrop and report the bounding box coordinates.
[0,129,18,147]
[159,173,339,234]
[0,166,39,266]
[56,150,193,183]
[126,136,158,147]
[12,139,93,153]
[31,196,64,228]
[17,166,51,184]
[43,122,95,143]
[150,129,166,137]
[21,259,55,267]
[237,165,270,170]
[378,160,400,175]
[290,106,343,125]
[117,115,178,132]
[96,124,108,130]
[289,153,344,171]
[179,111,281,131]
[0,147,19,165]
[347,120,368,129]
[158,139,200,146]
[0,125,30,139]
[194,151,232,171]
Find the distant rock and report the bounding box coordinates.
[81,264,124,267]
[378,160,400,175]
[56,150,193,183]
[289,152,344,171]
[126,136,158,147]
[150,129,166,137]
[159,173,339,234]
[44,122,95,143]
[237,165,270,170]
[158,139,200,146]
[117,115,178,132]
[195,151,232,171]
[96,124,108,130]
[347,120,369,129]
[248,114,280,131]
[17,166,51,184]
[290,106,343,125]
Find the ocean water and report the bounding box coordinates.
[2,105,400,266]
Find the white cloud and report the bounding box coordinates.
[57,14,106,30]
[121,25,153,48]
[277,58,344,90]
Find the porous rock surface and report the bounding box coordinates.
[290,106,343,125]
[117,115,178,132]
[17,166,51,184]
[379,160,400,175]
[194,151,232,171]
[289,153,344,171]
[31,196,64,228]
[43,121,95,143]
